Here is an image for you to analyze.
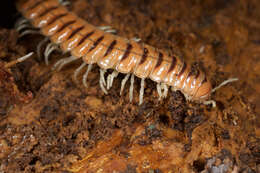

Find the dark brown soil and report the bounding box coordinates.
[0,0,259,172]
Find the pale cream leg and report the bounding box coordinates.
[157,83,162,100]
[99,69,108,94]
[83,64,92,88]
[120,74,130,95]
[15,18,29,29]
[98,26,117,34]
[203,100,216,108]
[139,78,145,105]
[129,74,135,102]
[44,43,59,65]
[19,30,39,38]
[52,56,78,71]
[16,23,34,33]
[162,83,168,98]
[107,70,118,90]
[131,37,141,42]
[4,52,34,68]
[74,62,87,82]
[59,0,70,6]
[37,37,49,60]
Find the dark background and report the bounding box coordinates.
[0,0,18,28]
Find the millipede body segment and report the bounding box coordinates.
[16,0,213,104]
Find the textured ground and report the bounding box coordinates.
[0,0,259,172]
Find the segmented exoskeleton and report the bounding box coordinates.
[16,0,223,106]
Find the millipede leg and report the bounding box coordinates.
[44,43,53,58]
[83,64,92,87]
[59,0,70,6]
[120,73,130,95]
[171,86,177,92]
[162,83,168,98]
[157,83,162,100]
[107,71,118,90]
[15,18,29,29]
[100,69,107,87]
[74,62,87,82]
[52,56,78,71]
[99,69,108,94]
[16,23,34,33]
[44,43,59,65]
[131,37,141,42]
[37,37,49,60]
[4,52,34,68]
[203,100,216,108]
[139,78,145,105]
[98,26,117,34]
[129,74,135,102]
[19,29,40,38]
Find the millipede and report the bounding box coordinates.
[15,0,238,106]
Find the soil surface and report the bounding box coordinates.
[0,0,259,172]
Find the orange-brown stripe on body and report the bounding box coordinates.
[133,45,158,78]
[24,0,59,20]
[61,24,94,52]
[115,41,143,74]
[50,19,84,44]
[32,7,68,28]
[97,36,128,69]
[149,52,171,83]
[41,13,77,36]
[75,29,105,63]
[16,0,212,102]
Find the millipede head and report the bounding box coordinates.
[193,79,212,101]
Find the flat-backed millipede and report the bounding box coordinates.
[15,0,237,106]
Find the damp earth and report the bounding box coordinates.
[0,0,259,172]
